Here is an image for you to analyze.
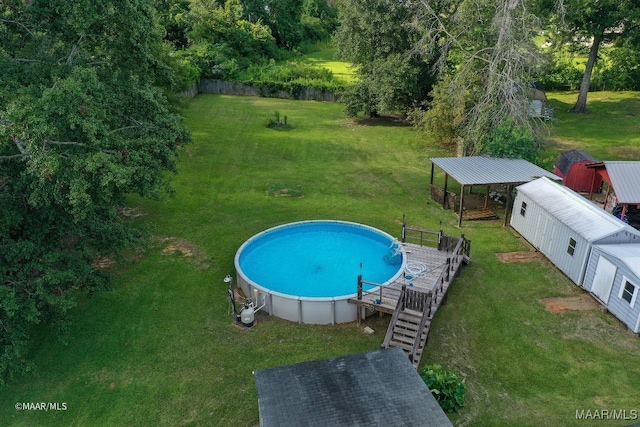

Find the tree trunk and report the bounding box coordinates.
[571,31,603,114]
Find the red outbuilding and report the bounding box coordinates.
[554,149,602,193]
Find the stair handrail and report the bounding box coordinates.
[410,291,433,365]
[382,285,407,349]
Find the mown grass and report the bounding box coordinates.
[301,46,356,83]
[545,91,640,161]
[2,93,639,426]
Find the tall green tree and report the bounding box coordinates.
[301,0,338,41]
[0,0,189,383]
[334,0,436,117]
[156,0,192,48]
[237,0,305,48]
[552,0,640,113]
[268,0,305,48]
[185,0,277,77]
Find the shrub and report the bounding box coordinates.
[266,110,290,130]
[481,118,540,162]
[420,364,466,413]
[239,61,344,97]
[535,59,583,91]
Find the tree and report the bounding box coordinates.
[334,0,436,117]
[156,0,192,48]
[186,0,277,77]
[0,0,189,384]
[237,0,305,49]
[301,0,338,41]
[552,0,640,113]
[267,0,305,48]
[414,0,545,155]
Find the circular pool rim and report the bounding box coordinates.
[234,220,406,324]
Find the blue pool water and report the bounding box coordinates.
[236,221,403,298]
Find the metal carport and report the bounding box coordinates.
[430,156,561,227]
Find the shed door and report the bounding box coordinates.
[591,256,617,304]
[534,212,553,255]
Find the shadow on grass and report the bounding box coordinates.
[353,115,412,127]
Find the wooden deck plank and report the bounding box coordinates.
[351,242,456,312]
[455,208,498,221]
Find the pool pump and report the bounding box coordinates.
[240,303,255,327]
[227,282,264,328]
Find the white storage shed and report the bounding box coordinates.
[510,177,640,285]
[583,244,640,333]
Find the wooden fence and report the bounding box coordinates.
[198,79,337,102]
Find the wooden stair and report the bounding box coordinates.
[382,285,432,368]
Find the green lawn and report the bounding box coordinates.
[546,91,640,161]
[2,93,640,426]
[301,46,356,83]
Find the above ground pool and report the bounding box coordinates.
[234,220,406,324]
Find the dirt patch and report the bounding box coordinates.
[117,207,146,218]
[265,183,304,197]
[496,251,544,263]
[93,256,116,269]
[157,236,211,270]
[541,295,600,314]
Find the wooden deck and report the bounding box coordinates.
[348,237,469,320]
[348,228,470,367]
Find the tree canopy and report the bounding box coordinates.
[334,0,436,117]
[0,0,189,383]
[410,0,545,155]
[552,0,640,112]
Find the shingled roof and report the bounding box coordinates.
[254,347,453,427]
[555,149,595,176]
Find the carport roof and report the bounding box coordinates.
[431,156,561,186]
[588,161,640,204]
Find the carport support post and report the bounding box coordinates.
[503,184,513,226]
[430,162,435,185]
[443,174,449,209]
[458,184,465,227]
[484,185,490,209]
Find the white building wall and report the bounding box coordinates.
[511,178,640,286]
[584,248,640,333]
[511,191,589,285]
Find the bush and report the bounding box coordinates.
[481,118,540,162]
[239,61,344,97]
[266,110,290,130]
[420,364,466,413]
[535,59,583,91]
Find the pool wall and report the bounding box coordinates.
[234,220,406,325]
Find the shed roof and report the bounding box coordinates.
[254,347,453,427]
[593,244,640,279]
[602,161,640,204]
[516,177,640,242]
[431,156,561,186]
[555,149,595,176]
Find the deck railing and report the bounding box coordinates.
[401,223,441,247]
[429,233,471,308]
[356,275,396,304]
[355,232,471,318]
[401,219,471,256]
